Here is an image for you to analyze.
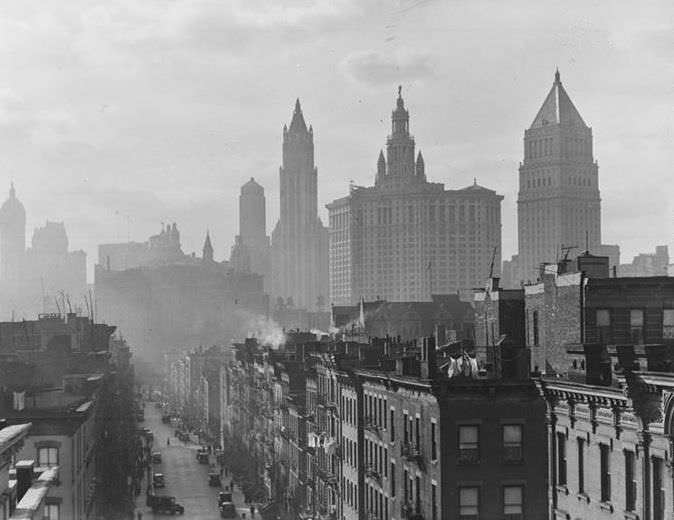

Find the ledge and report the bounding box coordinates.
[599,501,614,513]
[576,492,590,504]
[623,511,639,520]
[555,485,569,496]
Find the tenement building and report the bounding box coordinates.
[222,332,547,520]
[327,89,503,305]
[517,70,602,285]
[271,100,329,312]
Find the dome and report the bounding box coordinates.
[241,177,264,195]
[0,183,26,223]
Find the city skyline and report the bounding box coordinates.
[0,1,672,280]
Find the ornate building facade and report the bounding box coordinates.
[271,100,329,311]
[517,70,602,285]
[327,89,503,305]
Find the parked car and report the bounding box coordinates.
[219,502,238,519]
[209,472,221,487]
[153,473,165,488]
[150,495,184,515]
[152,452,162,463]
[197,451,208,464]
[218,489,232,505]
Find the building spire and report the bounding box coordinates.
[554,68,561,84]
[9,182,15,198]
[377,150,386,179]
[288,98,309,134]
[295,98,301,113]
[202,230,214,262]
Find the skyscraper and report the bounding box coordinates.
[271,100,329,310]
[230,177,271,292]
[0,183,26,289]
[327,89,503,305]
[517,70,601,284]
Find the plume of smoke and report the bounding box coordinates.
[236,309,286,349]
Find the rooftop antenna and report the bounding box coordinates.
[585,231,589,252]
[560,245,578,262]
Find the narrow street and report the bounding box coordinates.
[133,403,255,519]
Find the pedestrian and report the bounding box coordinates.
[167,438,170,446]
[219,467,223,477]
[250,504,256,517]
[136,511,143,520]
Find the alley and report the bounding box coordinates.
[134,403,254,519]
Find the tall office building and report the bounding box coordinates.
[327,89,503,305]
[517,70,601,284]
[0,183,26,289]
[230,177,271,292]
[271,100,329,311]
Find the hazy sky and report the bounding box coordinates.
[0,0,672,280]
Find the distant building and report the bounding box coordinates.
[0,183,26,292]
[327,89,503,305]
[98,222,197,271]
[271,100,329,312]
[331,294,474,343]
[617,245,669,277]
[230,178,271,293]
[0,185,86,317]
[517,70,602,285]
[95,226,268,367]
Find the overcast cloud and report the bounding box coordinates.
[0,0,672,279]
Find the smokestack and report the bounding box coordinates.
[420,336,437,379]
[15,460,34,501]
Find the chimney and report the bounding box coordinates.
[583,344,612,386]
[435,325,446,346]
[420,336,437,379]
[15,460,35,501]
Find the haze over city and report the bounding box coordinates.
[0,0,672,280]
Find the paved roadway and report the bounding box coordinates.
[133,404,254,519]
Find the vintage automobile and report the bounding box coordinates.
[152,451,162,464]
[209,472,221,487]
[149,495,184,514]
[218,489,233,505]
[196,448,209,464]
[153,473,165,488]
[219,502,238,519]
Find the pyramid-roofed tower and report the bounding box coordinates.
[516,70,601,286]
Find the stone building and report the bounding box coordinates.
[538,344,674,520]
[327,89,503,305]
[517,70,602,285]
[271,100,329,312]
[230,178,272,293]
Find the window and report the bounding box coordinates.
[45,504,60,520]
[577,438,585,493]
[403,413,408,444]
[502,425,523,462]
[390,462,395,496]
[532,311,540,346]
[38,447,58,467]
[390,410,395,442]
[503,486,523,519]
[596,309,611,344]
[431,422,437,460]
[459,425,479,464]
[556,433,567,486]
[630,309,644,345]
[653,456,664,520]
[600,444,611,502]
[431,483,437,520]
[459,487,479,519]
[625,450,636,511]
[663,310,674,339]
